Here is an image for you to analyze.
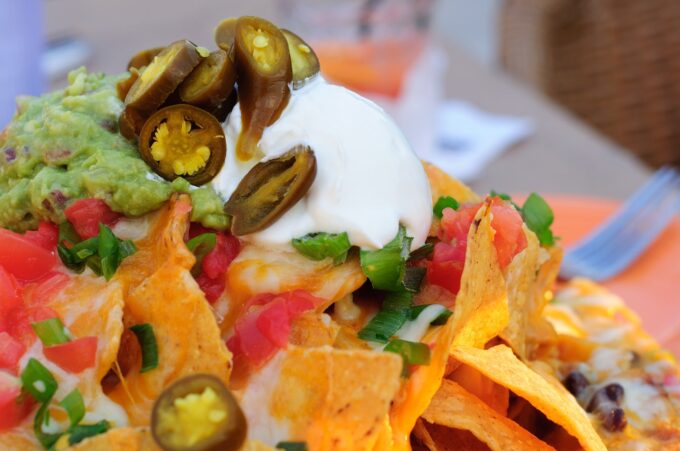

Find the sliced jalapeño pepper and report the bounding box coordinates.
[138,104,226,186]
[151,374,246,451]
[214,17,238,54]
[178,49,236,113]
[233,16,292,161]
[281,29,320,88]
[224,145,316,235]
[127,47,165,71]
[125,40,202,116]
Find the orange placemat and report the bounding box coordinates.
[547,195,680,357]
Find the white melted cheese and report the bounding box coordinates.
[212,77,432,251]
[395,304,446,342]
[614,378,670,428]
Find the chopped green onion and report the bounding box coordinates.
[68,420,111,446]
[521,193,555,246]
[187,233,217,276]
[276,441,308,451]
[292,232,352,265]
[408,304,453,326]
[57,224,136,280]
[31,318,70,346]
[433,196,459,218]
[59,389,85,427]
[409,242,434,261]
[403,266,426,293]
[384,339,431,368]
[33,402,62,449]
[130,323,158,373]
[360,226,412,292]
[358,291,413,343]
[21,358,58,403]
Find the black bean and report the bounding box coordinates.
[564,371,589,397]
[604,383,625,403]
[600,406,627,432]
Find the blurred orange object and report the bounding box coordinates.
[315,36,426,98]
[547,195,680,357]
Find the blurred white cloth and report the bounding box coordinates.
[431,101,534,182]
[365,44,533,183]
[0,0,44,128]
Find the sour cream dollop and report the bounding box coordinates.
[211,78,432,251]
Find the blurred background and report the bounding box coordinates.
[2,0,678,196]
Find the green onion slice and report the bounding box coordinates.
[384,338,431,367]
[292,232,352,265]
[276,442,308,451]
[433,196,459,218]
[33,402,62,449]
[521,193,555,246]
[408,242,434,261]
[31,318,70,346]
[187,233,217,276]
[408,304,453,326]
[59,389,85,427]
[130,323,159,373]
[403,266,426,293]
[358,291,413,344]
[21,358,58,403]
[68,420,111,446]
[360,226,412,292]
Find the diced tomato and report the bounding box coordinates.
[0,332,25,372]
[0,229,57,282]
[6,306,58,348]
[427,260,465,295]
[196,273,225,303]
[489,199,527,269]
[0,377,35,431]
[64,198,121,239]
[0,267,22,330]
[43,336,97,373]
[202,234,240,279]
[438,204,479,244]
[228,291,323,368]
[23,222,58,251]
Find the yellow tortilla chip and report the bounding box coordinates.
[447,363,509,416]
[422,161,480,205]
[422,380,554,451]
[109,196,232,425]
[66,427,158,450]
[451,345,606,451]
[240,345,402,450]
[451,201,509,348]
[500,224,541,358]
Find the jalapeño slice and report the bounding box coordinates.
[127,47,165,71]
[214,17,238,54]
[179,49,236,111]
[125,40,202,116]
[138,104,226,186]
[233,16,292,161]
[151,374,246,451]
[225,145,316,236]
[281,29,320,88]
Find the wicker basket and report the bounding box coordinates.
[500,0,680,168]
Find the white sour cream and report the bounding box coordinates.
[211,77,432,251]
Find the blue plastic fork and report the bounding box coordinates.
[560,167,680,281]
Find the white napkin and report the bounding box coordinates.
[430,101,534,182]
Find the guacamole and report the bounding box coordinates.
[0,68,228,232]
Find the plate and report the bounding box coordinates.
[548,195,680,357]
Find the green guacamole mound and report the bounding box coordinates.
[0,68,228,232]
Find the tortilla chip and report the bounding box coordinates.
[422,379,554,451]
[226,244,366,329]
[414,419,491,451]
[500,224,541,358]
[451,345,606,451]
[451,201,509,348]
[447,363,509,416]
[67,427,158,450]
[422,161,480,205]
[109,196,232,425]
[289,312,340,347]
[525,246,563,358]
[240,345,402,450]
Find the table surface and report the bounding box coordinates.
[45,0,652,199]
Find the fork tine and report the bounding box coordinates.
[567,167,677,257]
[571,171,680,262]
[561,167,680,280]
